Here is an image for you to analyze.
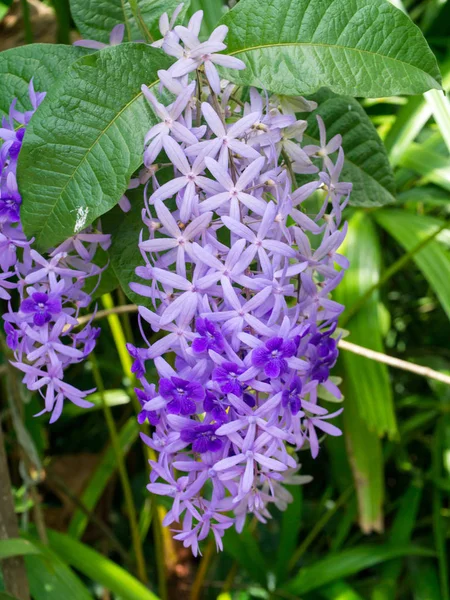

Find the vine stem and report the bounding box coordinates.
[340,219,449,326]
[90,353,147,584]
[100,293,171,600]
[78,303,450,386]
[0,421,30,600]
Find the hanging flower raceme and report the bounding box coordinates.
[0,82,111,422]
[129,6,352,555]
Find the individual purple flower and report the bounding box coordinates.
[20,292,62,326]
[251,337,297,379]
[180,422,223,453]
[136,388,160,426]
[281,376,302,415]
[212,362,245,396]
[192,318,224,354]
[203,391,229,424]
[126,343,149,379]
[159,376,204,415]
[74,23,125,50]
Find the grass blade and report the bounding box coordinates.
[282,545,435,595]
[45,529,160,600]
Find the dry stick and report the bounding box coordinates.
[77,304,450,386]
[0,421,31,600]
[338,339,450,386]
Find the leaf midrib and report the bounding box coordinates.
[228,41,441,86]
[36,76,160,240]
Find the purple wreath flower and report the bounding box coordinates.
[192,318,224,354]
[20,292,62,326]
[212,362,245,396]
[180,422,223,453]
[281,376,303,415]
[159,376,205,415]
[252,337,297,378]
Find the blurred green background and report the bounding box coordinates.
[0,0,449,599]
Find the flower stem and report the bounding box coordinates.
[90,353,147,584]
[100,293,170,598]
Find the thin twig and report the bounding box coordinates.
[77,303,450,386]
[338,339,450,386]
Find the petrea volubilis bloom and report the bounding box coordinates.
[0,82,111,422]
[128,5,351,555]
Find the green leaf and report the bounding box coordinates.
[18,44,173,249]
[373,210,450,320]
[0,44,90,117]
[0,538,40,560]
[409,560,442,600]
[46,529,160,600]
[22,536,94,600]
[301,88,395,207]
[282,544,435,595]
[107,198,149,307]
[70,0,190,44]
[68,417,139,539]
[64,388,130,417]
[223,527,268,587]
[373,481,423,600]
[398,144,450,193]
[336,212,397,438]
[220,0,442,97]
[320,581,364,600]
[0,593,21,600]
[274,486,302,584]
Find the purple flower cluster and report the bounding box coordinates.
[128,6,352,555]
[126,7,352,554]
[0,82,111,422]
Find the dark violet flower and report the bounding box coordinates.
[203,390,229,423]
[192,318,224,354]
[282,376,302,415]
[136,388,160,426]
[252,337,297,378]
[159,376,204,415]
[126,343,148,379]
[0,184,21,223]
[180,422,223,453]
[213,362,245,396]
[21,292,62,326]
[4,322,19,350]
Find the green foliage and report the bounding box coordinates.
[283,544,435,595]
[45,529,160,600]
[0,44,90,116]
[302,88,396,206]
[0,538,40,560]
[70,0,189,43]
[220,0,442,97]
[18,44,173,248]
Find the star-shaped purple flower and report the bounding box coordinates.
[159,376,204,415]
[252,337,297,378]
[180,422,223,453]
[21,292,62,326]
[192,318,225,354]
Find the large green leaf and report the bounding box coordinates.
[302,88,395,207]
[18,44,172,249]
[46,529,160,600]
[282,544,435,595]
[374,210,450,320]
[70,0,190,44]
[0,539,40,560]
[220,0,441,97]
[0,44,90,117]
[336,212,397,437]
[398,144,450,193]
[22,536,94,600]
